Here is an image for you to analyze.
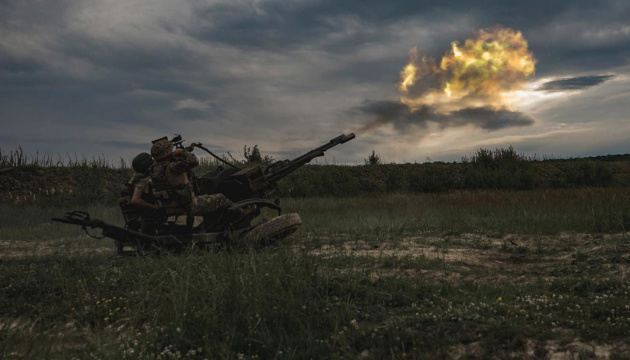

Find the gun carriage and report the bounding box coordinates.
[53,133,355,254]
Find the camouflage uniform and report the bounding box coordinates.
[123,173,152,213]
[150,140,232,216]
[130,174,151,198]
[120,173,156,233]
[135,177,149,194]
[190,194,233,215]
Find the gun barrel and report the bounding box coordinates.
[263,133,355,184]
[338,133,355,144]
[316,133,355,151]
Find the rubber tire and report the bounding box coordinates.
[238,213,302,249]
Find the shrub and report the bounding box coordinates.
[364,150,381,166]
[243,145,274,164]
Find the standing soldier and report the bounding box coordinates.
[150,138,233,217]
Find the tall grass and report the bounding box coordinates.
[287,188,630,235]
[2,147,630,205]
[0,148,128,169]
[3,188,629,242]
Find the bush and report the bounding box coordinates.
[243,145,274,164]
[364,150,381,166]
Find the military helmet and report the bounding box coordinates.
[132,152,153,174]
[151,139,173,160]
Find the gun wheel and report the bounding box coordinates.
[239,213,301,249]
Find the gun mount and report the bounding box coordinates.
[53,200,301,254]
[52,133,355,254]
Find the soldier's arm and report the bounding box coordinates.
[170,149,199,173]
[184,150,199,169]
[131,181,159,211]
[131,189,159,211]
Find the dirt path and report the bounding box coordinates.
[0,238,115,258]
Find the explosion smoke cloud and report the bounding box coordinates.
[360,26,537,135]
[359,101,534,133]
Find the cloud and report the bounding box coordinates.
[357,100,535,134]
[1,0,629,162]
[449,107,536,130]
[175,99,212,110]
[355,100,411,131]
[538,75,615,92]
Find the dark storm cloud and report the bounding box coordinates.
[523,5,630,75]
[1,0,630,161]
[185,0,630,76]
[0,55,44,75]
[0,75,205,128]
[173,108,209,120]
[357,100,535,134]
[189,0,595,50]
[0,135,147,150]
[448,107,535,130]
[0,0,227,129]
[538,75,615,92]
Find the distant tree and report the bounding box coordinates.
[243,145,263,163]
[243,145,274,164]
[364,149,381,165]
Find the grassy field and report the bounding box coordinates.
[2,188,630,359]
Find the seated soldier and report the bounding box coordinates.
[130,152,158,212]
[150,138,233,218]
[129,152,159,233]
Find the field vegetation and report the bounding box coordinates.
[2,188,630,358]
[2,146,630,204]
[2,147,630,358]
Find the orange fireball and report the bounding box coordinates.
[398,26,536,111]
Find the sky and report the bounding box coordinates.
[1,0,629,164]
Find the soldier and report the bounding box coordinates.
[129,152,158,212]
[127,152,159,234]
[150,138,233,217]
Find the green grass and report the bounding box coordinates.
[4,188,630,240]
[0,203,121,240]
[285,188,630,236]
[2,189,630,358]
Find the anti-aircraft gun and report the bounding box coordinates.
[52,133,356,254]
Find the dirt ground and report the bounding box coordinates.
[303,232,630,359]
[0,238,115,258]
[308,232,630,274]
[3,232,630,359]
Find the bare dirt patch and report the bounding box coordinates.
[308,232,630,281]
[542,339,628,360]
[0,239,115,258]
